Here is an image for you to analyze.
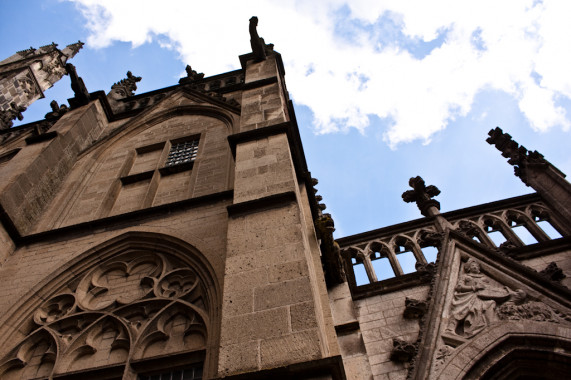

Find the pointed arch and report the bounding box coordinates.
[0,232,221,378]
[41,102,237,229]
[0,328,59,380]
[435,322,571,379]
[454,219,495,248]
[55,314,131,375]
[84,102,237,160]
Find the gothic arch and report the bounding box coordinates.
[85,102,237,160]
[435,321,571,379]
[0,231,220,379]
[454,219,495,247]
[42,102,237,229]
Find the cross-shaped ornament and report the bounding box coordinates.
[402,176,441,217]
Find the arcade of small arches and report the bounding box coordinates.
[345,203,565,286]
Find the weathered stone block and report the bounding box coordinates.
[291,301,318,331]
[260,329,322,369]
[254,276,313,311]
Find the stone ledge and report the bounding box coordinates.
[227,122,290,157]
[349,272,431,300]
[240,76,278,91]
[25,131,58,145]
[11,189,234,245]
[227,191,297,217]
[335,320,360,334]
[214,355,346,380]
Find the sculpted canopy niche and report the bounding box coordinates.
[0,232,220,379]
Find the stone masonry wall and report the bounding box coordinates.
[0,101,108,235]
[32,100,234,232]
[355,285,430,380]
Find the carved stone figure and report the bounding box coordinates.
[249,16,274,61]
[65,63,90,106]
[404,297,428,319]
[538,262,566,283]
[45,100,69,120]
[179,65,205,84]
[315,212,346,285]
[497,290,568,323]
[0,102,26,130]
[447,258,510,337]
[390,338,417,362]
[415,262,436,280]
[108,71,142,101]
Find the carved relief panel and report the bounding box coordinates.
[431,255,571,378]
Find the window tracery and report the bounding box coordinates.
[0,250,210,380]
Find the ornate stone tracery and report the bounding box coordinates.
[0,247,212,379]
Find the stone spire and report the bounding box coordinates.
[487,127,571,230]
[0,41,84,129]
[61,41,84,59]
[486,127,559,186]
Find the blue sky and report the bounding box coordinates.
[1,0,570,239]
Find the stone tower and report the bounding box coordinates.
[0,18,569,380]
[0,41,83,129]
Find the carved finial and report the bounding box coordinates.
[45,100,69,120]
[486,127,549,186]
[249,16,274,61]
[402,176,441,217]
[109,71,142,100]
[0,103,27,130]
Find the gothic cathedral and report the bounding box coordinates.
[0,18,569,380]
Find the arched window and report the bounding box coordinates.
[0,234,218,380]
[393,236,420,275]
[370,242,397,280]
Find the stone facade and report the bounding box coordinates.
[0,20,569,380]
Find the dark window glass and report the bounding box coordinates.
[138,363,203,380]
[165,140,199,167]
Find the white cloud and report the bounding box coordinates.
[70,0,571,147]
